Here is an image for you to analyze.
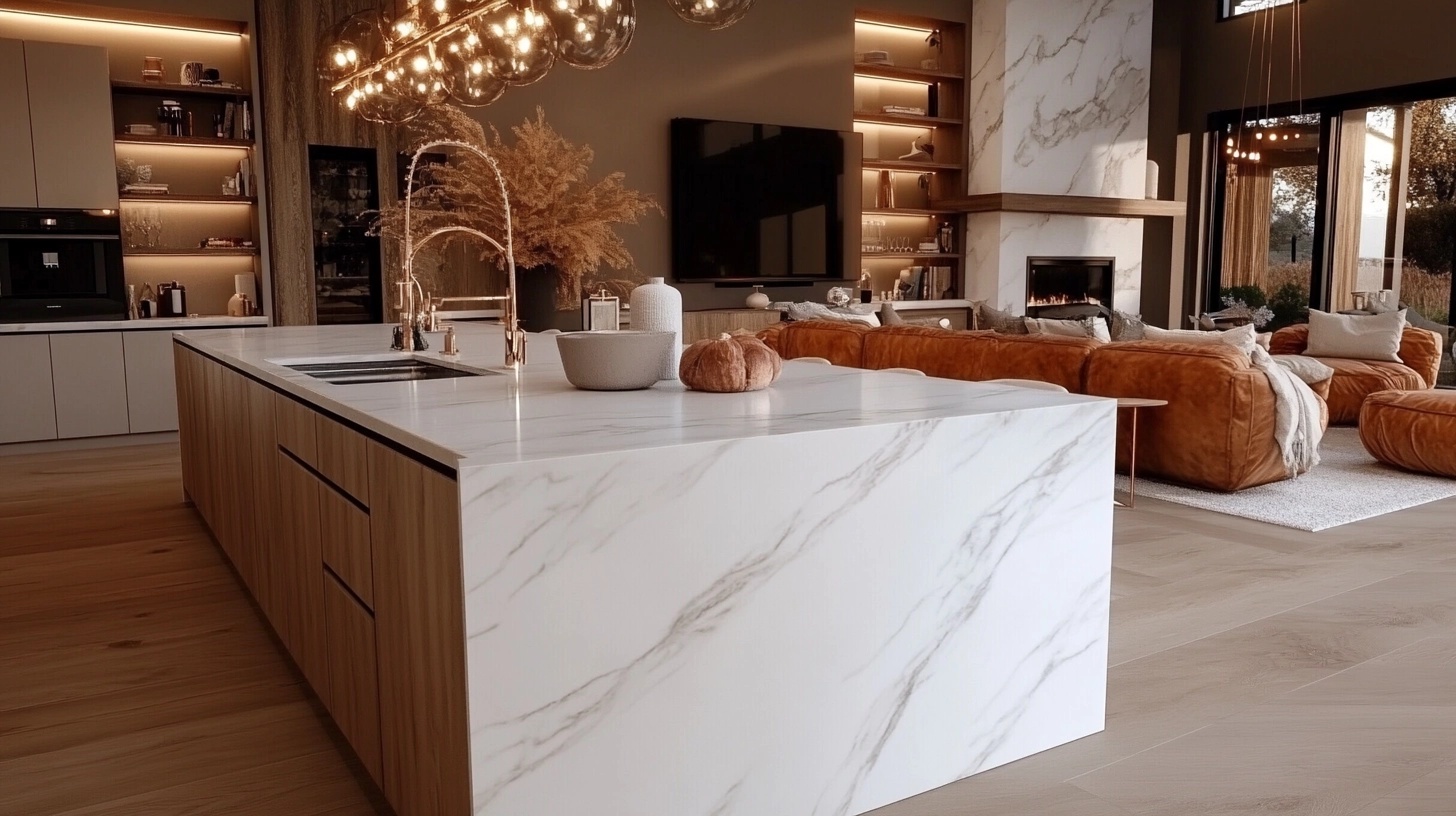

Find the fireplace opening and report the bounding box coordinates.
[1026,257,1114,317]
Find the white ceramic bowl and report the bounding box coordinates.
[554,331,676,391]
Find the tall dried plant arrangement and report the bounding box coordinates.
[372,105,660,308]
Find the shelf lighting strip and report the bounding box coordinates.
[853,18,935,34]
[0,8,241,37]
[853,73,934,87]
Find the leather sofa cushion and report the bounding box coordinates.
[1086,341,1290,493]
[767,321,871,367]
[1271,323,1444,388]
[861,327,1096,392]
[1360,390,1456,478]
[1319,358,1426,426]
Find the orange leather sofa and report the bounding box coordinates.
[1270,325,1443,426]
[759,321,1318,493]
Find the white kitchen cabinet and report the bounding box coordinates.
[18,40,118,211]
[49,332,130,439]
[123,331,179,434]
[0,39,39,209]
[0,335,57,444]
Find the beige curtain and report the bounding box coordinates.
[1329,111,1369,312]
[1221,163,1275,290]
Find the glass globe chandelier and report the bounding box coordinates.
[322,0,754,123]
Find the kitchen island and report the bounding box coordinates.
[173,322,1115,816]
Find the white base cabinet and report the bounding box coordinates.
[0,327,241,445]
[123,331,181,434]
[0,335,58,444]
[50,333,130,439]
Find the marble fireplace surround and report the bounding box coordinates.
[958,0,1163,317]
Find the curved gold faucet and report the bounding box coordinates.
[395,140,525,369]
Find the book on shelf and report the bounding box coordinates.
[881,105,927,116]
[122,183,170,195]
[223,100,252,140]
[896,265,954,301]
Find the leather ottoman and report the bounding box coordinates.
[1359,390,1456,478]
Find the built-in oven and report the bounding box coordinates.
[0,209,126,322]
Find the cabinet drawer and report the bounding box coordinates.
[275,395,318,466]
[317,414,370,507]
[324,572,383,787]
[320,486,373,610]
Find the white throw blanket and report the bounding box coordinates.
[1251,346,1324,477]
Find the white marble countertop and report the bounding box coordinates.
[175,322,1100,470]
[1,316,268,334]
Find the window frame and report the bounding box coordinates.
[1217,0,1304,23]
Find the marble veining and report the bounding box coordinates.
[458,400,1113,814]
[966,212,1144,314]
[969,0,1153,199]
[182,322,1116,816]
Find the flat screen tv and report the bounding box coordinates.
[671,117,854,283]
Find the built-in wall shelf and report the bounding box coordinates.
[853,111,960,127]
[120,194,257,204]
[862,253,964,261]
[863,159,960,173]
[943,193,1188,219]
[115,134,253,149]
[853,64,963,83]
[124,247,259,257]
[863,207,959,217]
[111,80,251,99]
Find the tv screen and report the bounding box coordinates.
[671,118,852,283]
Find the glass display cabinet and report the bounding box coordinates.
[309,145,383,324]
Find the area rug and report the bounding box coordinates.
[1116,428,1456,532]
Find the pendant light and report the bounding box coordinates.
[320,0,753,117]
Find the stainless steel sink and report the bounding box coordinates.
[283,358,493,385]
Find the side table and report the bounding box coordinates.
[1116,397,1169,508]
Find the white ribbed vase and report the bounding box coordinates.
[630,277,683,380]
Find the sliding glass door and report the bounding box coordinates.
[1207,94,1456,387]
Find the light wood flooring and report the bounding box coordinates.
[3,443,1456,815]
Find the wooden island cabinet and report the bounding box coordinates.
[173,344,469,815]
[171,321,1113,816]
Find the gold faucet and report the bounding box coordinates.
[393,140,526,368]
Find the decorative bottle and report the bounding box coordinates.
[746,285,770,310]
[630,277,683,380]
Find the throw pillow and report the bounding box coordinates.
[1304,309,1406,363]
[972,301,1028,334]
[1110,310,1146,342]
[1272,355,1335,386]
[878,301,905,326]
[786,302,881,327]
[1143,323,1258,358]
[1026,316,1112,343]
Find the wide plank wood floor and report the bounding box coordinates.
[0,444,383,816]
[3,442,1456,815]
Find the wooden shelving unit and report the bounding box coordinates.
[855,10,967,303]
[120,193,258,204]
[111,79,251,98]
[852,63,963,83]
[102,14,266,319]
[124,247,259,257]
[853,111,960,127]
[115,133,254,149]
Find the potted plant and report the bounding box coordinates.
[372,105,660,330]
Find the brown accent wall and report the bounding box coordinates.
[253,0,402,326]
[466,0,969,311]
[1177,0,1456,133]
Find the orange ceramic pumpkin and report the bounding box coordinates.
[680,333,783,393]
